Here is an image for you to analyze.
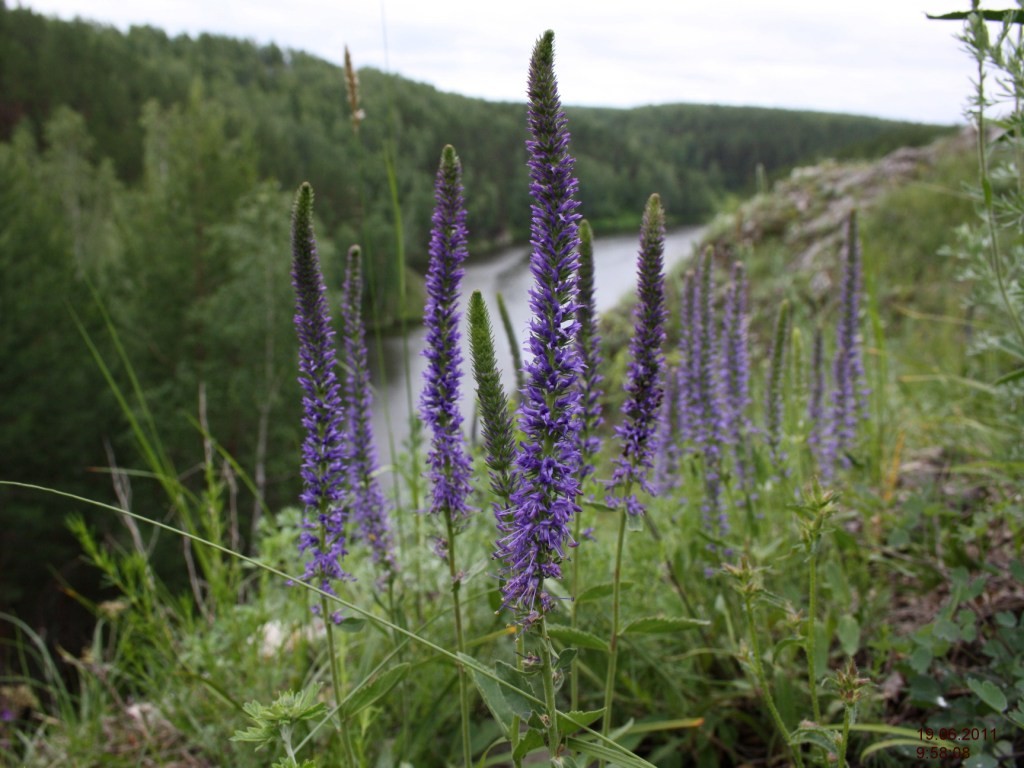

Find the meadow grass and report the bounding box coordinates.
[3,14,1024,768]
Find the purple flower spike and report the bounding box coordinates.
[497,30,583,622]
[291,182,351,593]
[693,251,726,540]
[720,262,753,492]
[807,327,828,476]
[830,211,867,468]
[421,145,473,538]
[341,245,397,578]
[609,194,667,517]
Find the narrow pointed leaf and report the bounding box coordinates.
[623,616,710,634]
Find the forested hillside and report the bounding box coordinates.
[0,2,954,624]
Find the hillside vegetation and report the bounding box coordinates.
[0,3,954,624]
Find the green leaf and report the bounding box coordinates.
[1006,705,1024,728]
[967,678,1007,712]
[907,675,943,706]
[558,708,605,732]
[512,728,545,761]
[623,616,710,634]
[836,615,860,656]
[908,645,932,674]
[995,366,1024,385]
[791,724,839,754]
[860,738,940,760]
[462,654,534,738]
[341,663,408,718]
[554,647,578,672]
[582,498,618,513]
[626,513,645,532]
[576,581,634,603]
[933,617,959,642]
[962,753,1000,768]
[546,623,609,652]
[564,736,658,768]
[995,611,1017,628]
[773,634,805,656]
[337,617,367,633]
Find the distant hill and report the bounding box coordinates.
[0,3,953,261]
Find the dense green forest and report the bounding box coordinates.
[0,2,954,629]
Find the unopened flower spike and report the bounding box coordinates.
[468,291,518,520]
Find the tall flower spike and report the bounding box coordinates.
[609,194,667,517]
[341,245,396,578]
[291,182,350,595]
[830,211,867,469]
[720,261,753,494]
[498,30,583,622]
[807,326,829,477]
[421,145,473,538]
[766,299,791,476]
[694,250,727,542]
[576,218,603,484]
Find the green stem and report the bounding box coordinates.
[510,632,526,768]
[806,553,821,723]
[320,594,356,767]
[570,503,582,712]
[837,704,852,768]
[538,616,562,762]
[601,503,629,745]
[445,514,473,768]
[744,593,804,768]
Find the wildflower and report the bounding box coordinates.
[291,182,350,594]
[720,261,753,493]
[421,145,473,537]
[693,251,727,540]
[498,30,583,622]
[807,327,828,474]
[830,211,867,467]
[765,299,791,476]
[340,245,396,577]
[609,194,667,517]
[576,219,603,483]
[676,269,699,448]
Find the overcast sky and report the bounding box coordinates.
[12,0,996,124]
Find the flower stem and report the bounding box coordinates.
[601,498,630,744]
[319,593,355,767]
[806,553,821,723]
[538,616,561,762]
[446,514,472,768]
[570,508,583,712]
[838,702,852,768]
[744,592,804,768]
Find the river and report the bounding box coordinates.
[368,226,706,469]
